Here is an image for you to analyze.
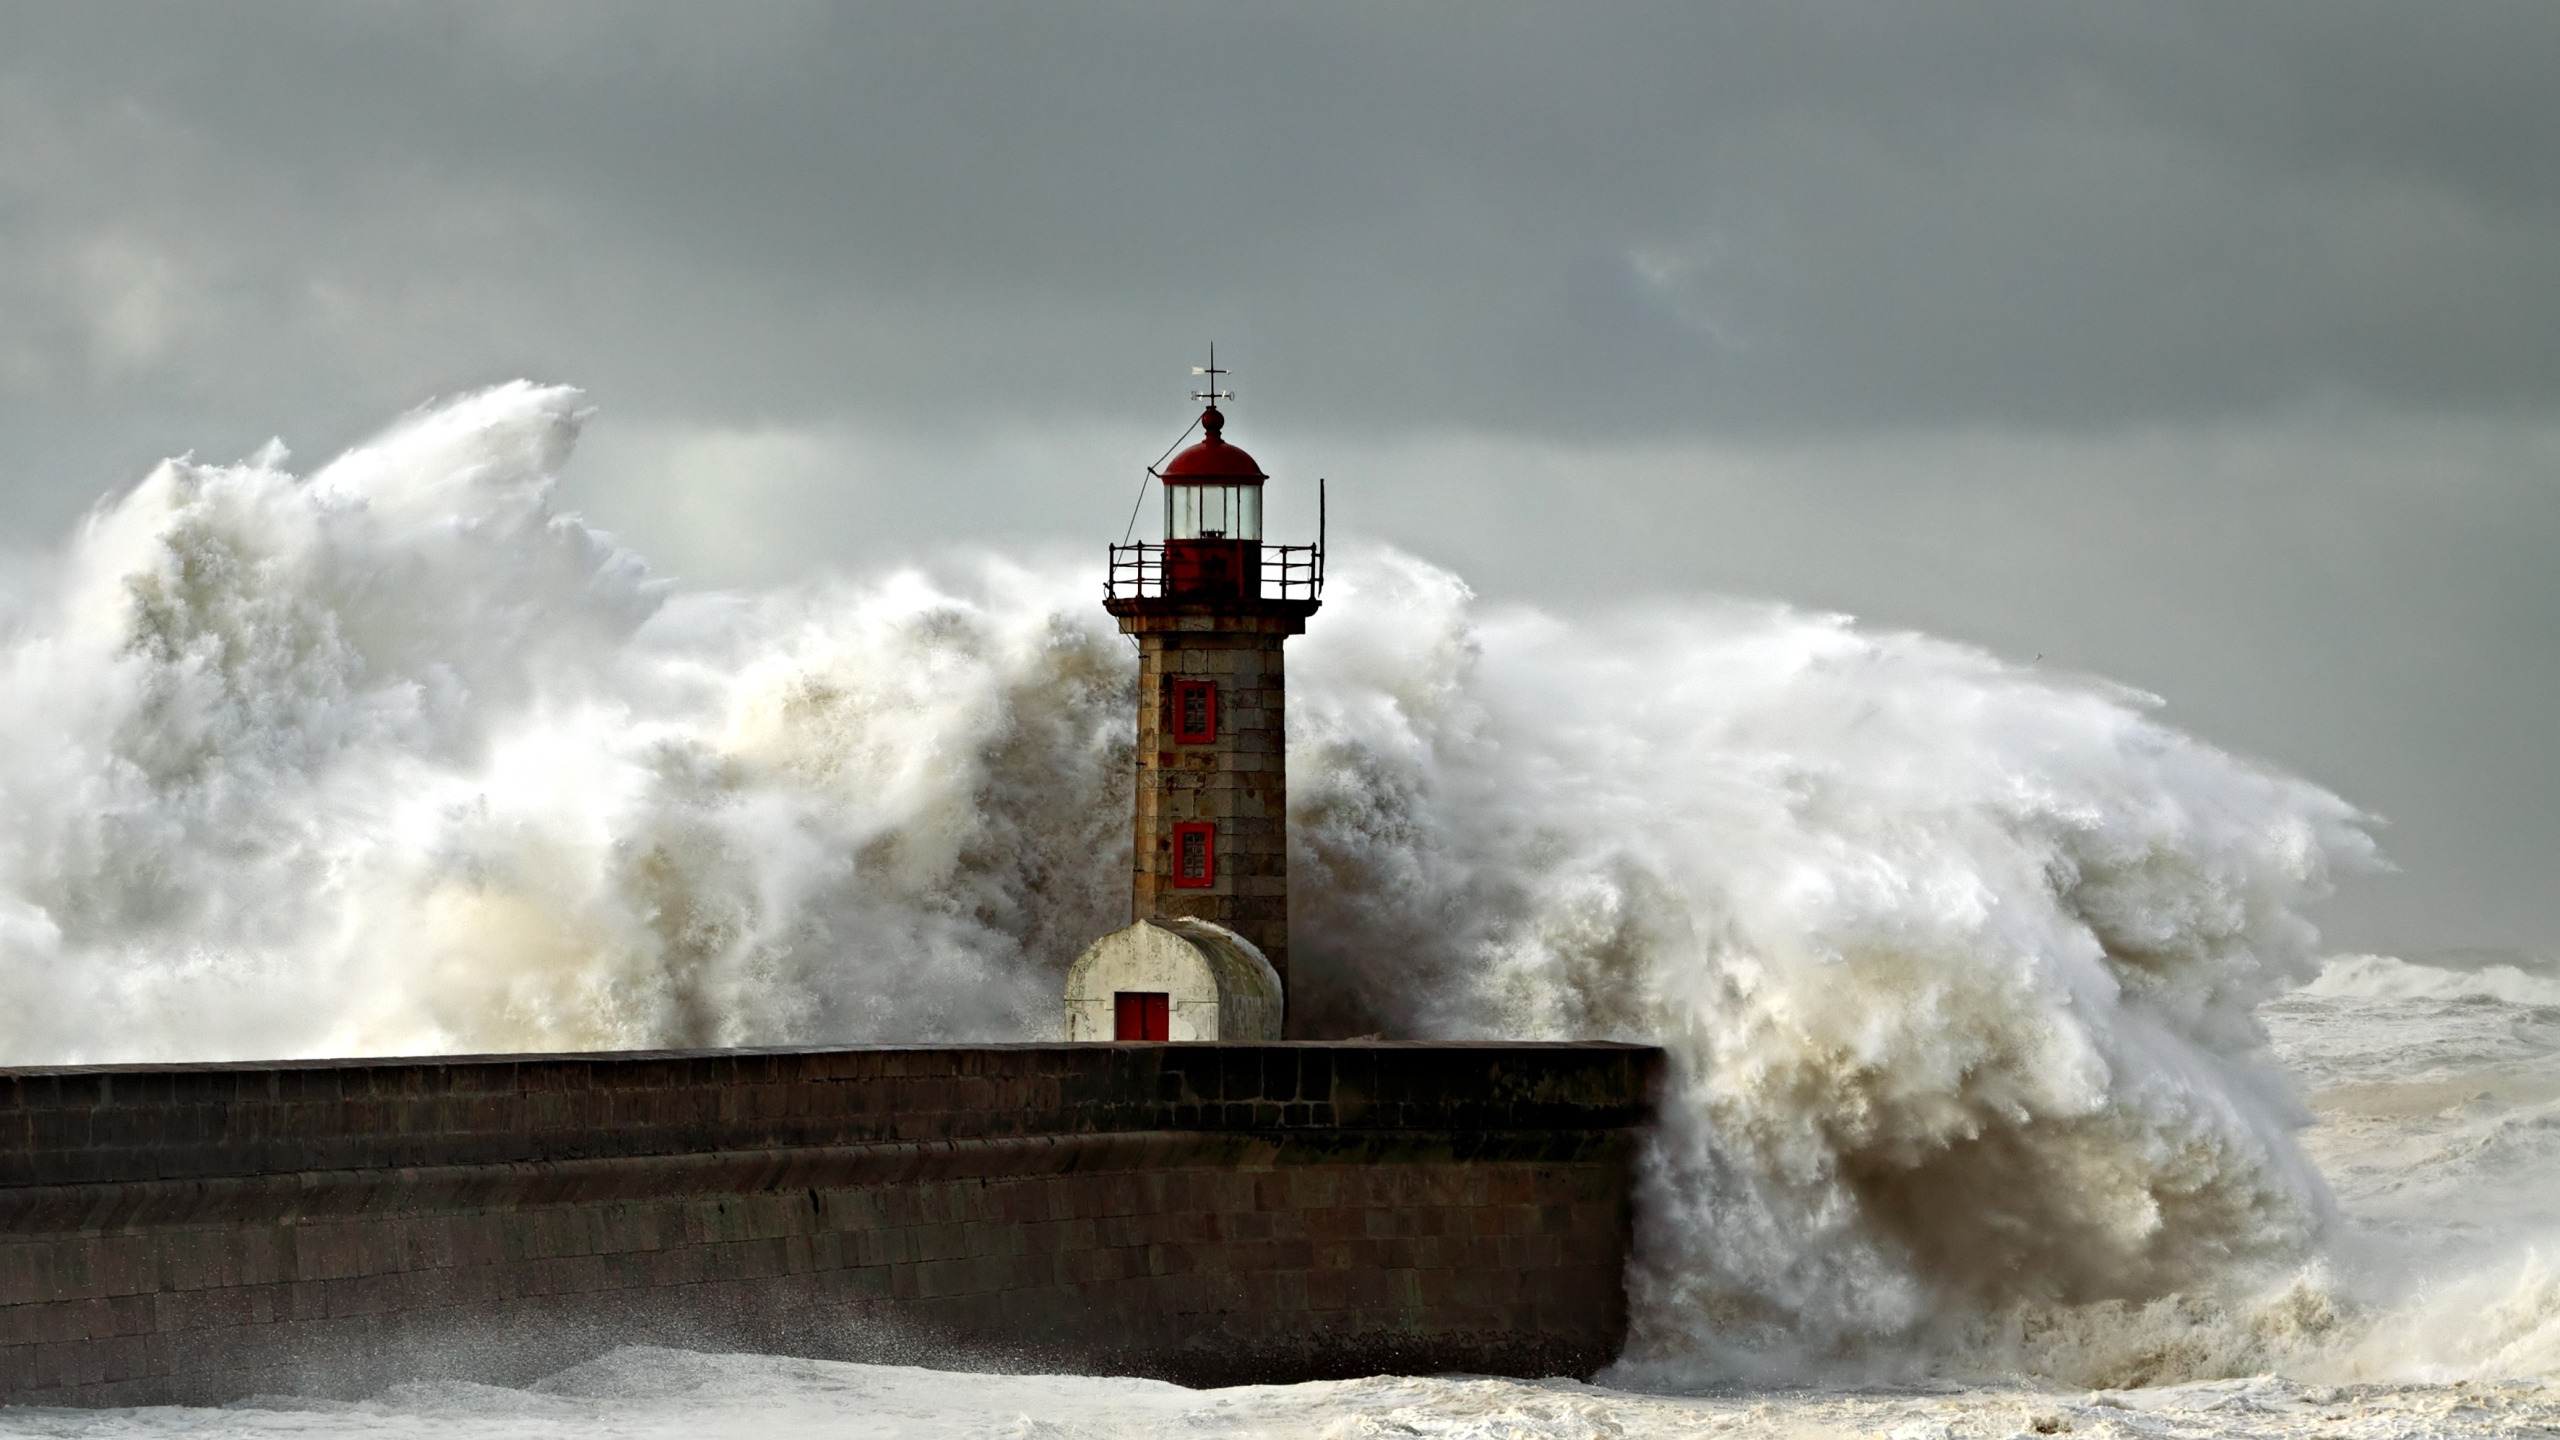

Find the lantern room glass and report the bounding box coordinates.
[1164,483,1262,542]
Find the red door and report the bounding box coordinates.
[1114,991,1170,1041]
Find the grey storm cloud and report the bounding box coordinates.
[6,2,2557,435]
[0,1,2556,954]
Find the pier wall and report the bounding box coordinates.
[0,1043,1659,1405]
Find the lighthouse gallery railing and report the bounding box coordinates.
[1105,543,1324,602]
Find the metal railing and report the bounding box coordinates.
[1105,542,1325,602]
[1263,542,1322,600]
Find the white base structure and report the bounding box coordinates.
[1062,917,1285,1041]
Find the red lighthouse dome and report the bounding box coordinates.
[1157,407,1267,481]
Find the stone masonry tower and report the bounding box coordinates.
[1103,372,1322,994]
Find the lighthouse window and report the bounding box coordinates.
[1171,680,1217,743]
[1165,484,1262,542]
[1172,822,1216,887]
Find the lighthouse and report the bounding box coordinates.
[1062,358,1322,1041]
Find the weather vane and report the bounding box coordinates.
[1191,342,1233,405]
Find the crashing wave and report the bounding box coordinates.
[0,384,2400,1380]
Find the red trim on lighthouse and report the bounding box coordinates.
[1172,822,1216,887]
[1171,680,1217,744]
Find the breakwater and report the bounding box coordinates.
[0,1043,1659,1405]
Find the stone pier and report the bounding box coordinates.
[0,1042,1659,1406]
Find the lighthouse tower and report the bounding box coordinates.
[1062,360,1322,1041]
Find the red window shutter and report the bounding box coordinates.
[1171,680,1217,744]
[1114,991,1170,1041]
[1171,822,1215,888]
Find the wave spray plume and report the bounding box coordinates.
[0,384,2384,1381]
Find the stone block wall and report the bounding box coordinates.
[1111,603,1311,985]
[0,1043,1659,1405]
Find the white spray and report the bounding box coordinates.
[0,385,1131,1061]
[1280,556,2372,1378]
[0,385,2417,1383]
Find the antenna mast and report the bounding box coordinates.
[1191,342,1233,406]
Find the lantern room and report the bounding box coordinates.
[1161,407,1265,540]
[1156,406,1265,599]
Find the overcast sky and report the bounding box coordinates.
[1,2,2555,956]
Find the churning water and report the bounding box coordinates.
[1,385,2553,1435]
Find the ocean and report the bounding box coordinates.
[0,385,2550,1435]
